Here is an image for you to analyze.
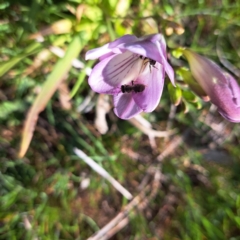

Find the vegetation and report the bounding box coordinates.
[1,0,240,239]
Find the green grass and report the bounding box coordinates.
[1,0,240,239]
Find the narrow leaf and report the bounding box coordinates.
[168,83,182,106]
[0,42,42,77]
[19,35,82,157]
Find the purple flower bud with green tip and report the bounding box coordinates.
[85,34,174,119]
[183,49,240,122]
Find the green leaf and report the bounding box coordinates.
[0,100,26,120]
[70,60,95,98]
[0,42,42,77]
[177,67,207,98]
[168,83,182,106]
[182,90,198,102]
[19,35,83,158]
[172,48,184,59]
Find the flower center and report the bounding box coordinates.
[139,55,157,73]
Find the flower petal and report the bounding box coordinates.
[109,34,139,48]
[85,43,112,60]
[102,50,143,86]
[120,34,164,62]
[155,34,167,58]
[141,33,163,41]
[85,35,139,61]
[121,33,175,85]
[133,63,164,112]
[113,93,142,119]
[88,51,144,93]
[99,52,116,61]
[88,54,119,93]
[213,73,240,122]
[155,40,175,85]
[122,40,161,64]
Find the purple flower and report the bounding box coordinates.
[183,49,240,122]
[85,34,174,119]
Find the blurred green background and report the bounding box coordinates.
[1,0,240,239]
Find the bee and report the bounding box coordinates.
[121,81,145,93]
[148,58,156,67]
[139,56,157,72]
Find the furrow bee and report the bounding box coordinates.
[121,81,145,93]
[139,56,157,72]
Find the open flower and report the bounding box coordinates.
[85,34,174,119]
[183,49,240,122]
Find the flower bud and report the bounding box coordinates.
[183,49,240,122]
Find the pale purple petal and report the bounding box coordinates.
[102,50,143,86]
[85,43,112,60]
[109,35,139,48]
[99,52,116,61]
[119,34,165,63]
[138,33,163,43]
[124,41,174,86]
[122,40,162,64]
[113,93,142,119]
[140,34,167,58]
[98,46,126,61]
[211,73,240,122]
[86,35,137,61]
[133,63,164,112]
[88,51,144,93]
[88,55,119,93]
[121,34,175,85]
[227,73,240,107]
[157,34,167,58]
[163,60,175,85]
[155,41,175,85]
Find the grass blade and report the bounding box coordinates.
[19,35,82,157]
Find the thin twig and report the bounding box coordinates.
[129,115,172,138]
[87,182,153,240]
[87,129,189,240]
[93,169,162,240]
[165,104,177,137]
[74,148,133,200]
[157,129,190,162]
[94,94,111,134]
[128,115,175,148]
[77,91,95,113]
[22,215,38,240]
